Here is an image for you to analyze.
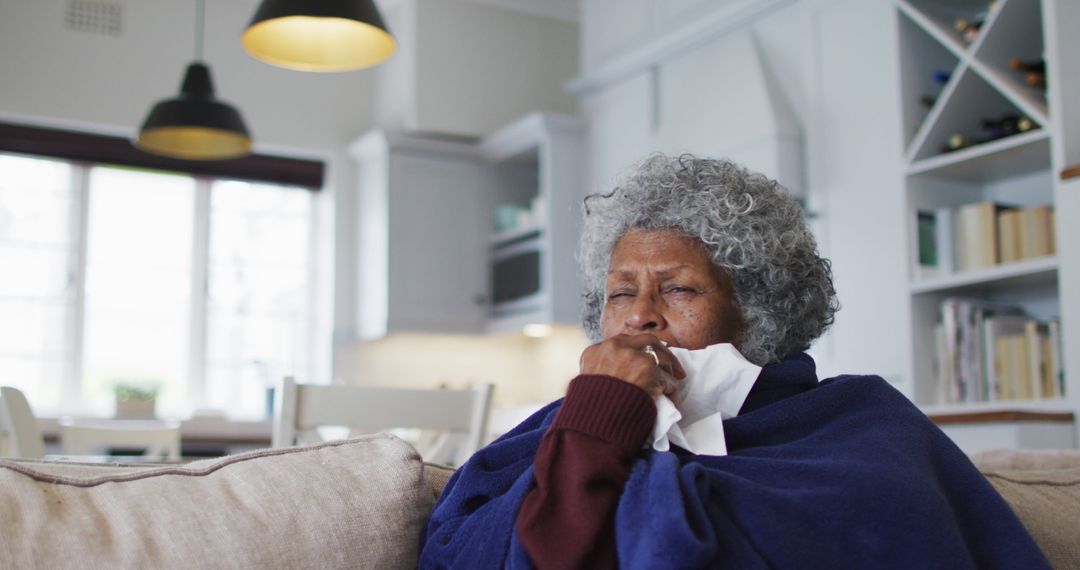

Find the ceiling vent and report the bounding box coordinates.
[65,0,122,37]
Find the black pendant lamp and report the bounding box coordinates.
[135,0,251,160]
[242,0,396,72]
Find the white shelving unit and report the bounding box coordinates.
[896,0,1079,442]
[479,113,586,333]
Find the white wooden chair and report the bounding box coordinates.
[272,377,495,467]
[0,386,46,459]
[59,418,182,460]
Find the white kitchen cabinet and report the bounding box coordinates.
[349,130,489,340]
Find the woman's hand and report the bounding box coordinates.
[579,334,687,398]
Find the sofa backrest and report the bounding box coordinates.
[4,442,1074,568]
[0,435,435,569]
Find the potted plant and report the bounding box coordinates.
[113,381,160,419]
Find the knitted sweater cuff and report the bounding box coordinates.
[551,374,657,451]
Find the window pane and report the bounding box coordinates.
[0,153,74,410]
[81,167,194,417]
[205,180,311,418]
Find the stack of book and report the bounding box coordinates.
[914,202,1055,276]
[933,298,1064,404]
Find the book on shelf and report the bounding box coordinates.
[1049,319,1064,397]
[1025,320,1053,399]
[1019,204,1055,259]
[933,322,953,404]
[997,209,1022,264]
[956,201,1015,271]
[926,202,1056,276]
[939,298,1021,403]
[934,298,1063,404]
[913,207,953,277]
[982,314,1026,401]
[999,334,1030,400]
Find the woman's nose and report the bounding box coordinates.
[626,293,665,332]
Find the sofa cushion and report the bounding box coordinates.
[975,458,1080,570]
[422,462,455,500]
[0,435,433,569]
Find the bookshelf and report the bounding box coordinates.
[897,0,1076,420]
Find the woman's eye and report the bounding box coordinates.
[665,286,695,294]
[607,291,632,301]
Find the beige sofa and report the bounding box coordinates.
[0,435,1077,568]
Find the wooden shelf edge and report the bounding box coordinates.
[929,410,1075,425]
[1062,165,1080,181]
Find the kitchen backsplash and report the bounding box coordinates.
[335,326,591,408]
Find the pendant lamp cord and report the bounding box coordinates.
[195,0,205,62]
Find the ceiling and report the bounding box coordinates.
[377,0,579,22]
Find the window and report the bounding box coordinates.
[204,180,314,418]
[0,155,76,412]
[0,153,326,419]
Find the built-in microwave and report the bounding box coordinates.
[491,230,542,316]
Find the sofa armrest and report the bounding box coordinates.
[972,449,1080,569]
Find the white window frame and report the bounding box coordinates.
[27,158,322,417]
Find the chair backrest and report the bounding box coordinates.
[272,377,495,466]
[59,418,182,460]
[0,386,46,459]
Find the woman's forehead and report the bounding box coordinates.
[608,229,717,276]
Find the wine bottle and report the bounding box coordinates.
[953,18,978,33]
[981,116,1022,140]
[1007,57,1046,74]
[946,133,975,151]
[1025,71,1046,89]
[981,116,1016,134]
[978,115,1036,140]
[953,18,982,43]
[953,1,997,44]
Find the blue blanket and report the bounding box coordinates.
[420,355,1049,569]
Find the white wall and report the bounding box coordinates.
[374,0,579,137]
[807,0,908,382]
[575,0,910,383]
[574,1,807,197]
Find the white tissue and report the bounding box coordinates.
[649,343,762,456]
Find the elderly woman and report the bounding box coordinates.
[419,155,1047,569]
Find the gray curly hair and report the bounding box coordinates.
[579,154,838,365]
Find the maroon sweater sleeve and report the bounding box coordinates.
[516,374,657,569]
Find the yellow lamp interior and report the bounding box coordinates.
[136,127,252,160]
[242,16,397,72]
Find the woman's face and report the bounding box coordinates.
[600,228,744,350]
